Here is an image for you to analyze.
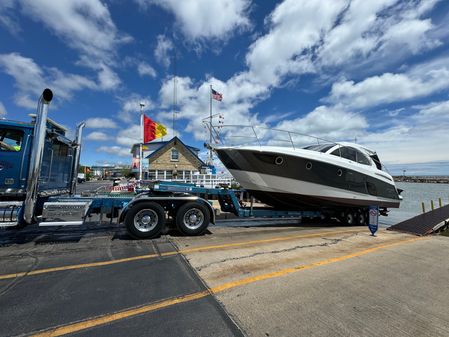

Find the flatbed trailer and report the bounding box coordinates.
[26,181,320,239]
[1,181,322,239]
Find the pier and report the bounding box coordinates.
[393,175,449,183]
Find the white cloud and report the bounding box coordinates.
[154,35,174,68]
[243,0,442,88]
[141,0,251,41]
[117,96,155,122]
[19,0,130,62]
[85,118,118,129]
[137,62,157,78]
[246,0,346,86]
[0,52,97,108]
[97,145,131,157]
[0,0,20,34]
[0,101,7,116]
[413,99,449,121]
[86,131,111,141]
[116,124,141,146]
[327,57,449,109]
[275,105,367,142]
[1,0,132,95]
[97,64,121,90]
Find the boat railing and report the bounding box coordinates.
[206,124,339,149]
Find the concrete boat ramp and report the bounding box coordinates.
[0,222,448,337]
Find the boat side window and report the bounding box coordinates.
[0,128,23,152]
[331,146,356,161]
[355,150,371,166]
[303,144,334,152]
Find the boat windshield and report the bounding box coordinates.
[303,143,335,153]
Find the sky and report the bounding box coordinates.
[1,0,449,175]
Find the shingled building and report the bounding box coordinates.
[130,137,207,180]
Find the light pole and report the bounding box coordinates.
[139,102,145,181]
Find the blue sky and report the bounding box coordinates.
[1,0,449,175]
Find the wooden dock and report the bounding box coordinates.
[388,204,449,235]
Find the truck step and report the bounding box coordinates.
[40,201,92,225]
[39,221,84,227]
[0,221,19,227]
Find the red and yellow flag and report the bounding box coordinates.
[143,114,167,142]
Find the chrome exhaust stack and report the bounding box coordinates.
[69,122,86,195]
[23,89,53,224]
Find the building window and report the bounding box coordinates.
[165,170,172,180]
[171,149,179,161]
[148,170,156,180]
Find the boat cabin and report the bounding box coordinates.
[303,143,383,170]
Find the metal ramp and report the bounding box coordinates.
[388,204,449,235]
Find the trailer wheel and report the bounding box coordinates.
[125,202,165,239]
[356,210,367,226]
[176,202,210,236]
[344,211,355,226]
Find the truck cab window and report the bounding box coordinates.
[0,128,23,152]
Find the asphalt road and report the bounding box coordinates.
[0,223,244,337]
[75,180,113,194]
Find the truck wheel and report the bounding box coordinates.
[125,202,165,239]
[175,202,210,236]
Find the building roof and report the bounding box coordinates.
[131,138,200,153]
[144,136,206,167]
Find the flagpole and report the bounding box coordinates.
[139,102,145,181]
[209,84,213,166]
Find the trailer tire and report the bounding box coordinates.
[175,202,210,236]
[356,210,367,226]
[344,211,356,226]
[125,202,165,239]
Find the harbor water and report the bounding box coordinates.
[381,182,449,226]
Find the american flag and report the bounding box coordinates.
[211,88,223,101]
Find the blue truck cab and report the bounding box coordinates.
[0,119,33,200]
[0,89,85,228]
[0,117,76,202]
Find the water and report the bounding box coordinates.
[380,182,449,226]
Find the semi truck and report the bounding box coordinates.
[0,89,217,238]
